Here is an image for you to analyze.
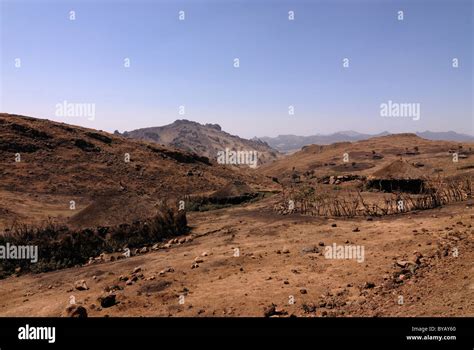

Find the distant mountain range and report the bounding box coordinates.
[121,120,282,165]
[258,131,474,153]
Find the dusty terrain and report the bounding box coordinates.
[0,114,472,317]
[0,195,472,317]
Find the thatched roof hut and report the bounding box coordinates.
[367,160,427,193]
[210,180,257,204]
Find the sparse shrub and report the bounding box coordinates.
[0,204,188,278]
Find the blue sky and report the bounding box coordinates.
[0,0,472,138]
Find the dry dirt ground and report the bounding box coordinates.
[0,195,472,317]
[0,114,472,317]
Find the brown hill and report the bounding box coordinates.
[0,114,274,228]
[121,119,281,166]
[259,133,474,182]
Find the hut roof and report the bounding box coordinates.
[211,180,254,198]
[370,160,426,180]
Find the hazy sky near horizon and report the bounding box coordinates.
[0,0,472,138]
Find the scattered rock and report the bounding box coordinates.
[302,303,316,313]
[65,305,88,318]
[363,282,375,289]
[74,280,89,291]
[301,246,319,254]
[98,294,117,308]
[159,267,175,275]
[263,303,287,317]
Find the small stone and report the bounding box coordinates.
[159,267,174,275]
[65,305,88,318]
[74,280,89,291]
[363,282,375,289]
[263,303,287,317]
[98,294,117,308]
[302,303,316,313]
[300,288,307,294]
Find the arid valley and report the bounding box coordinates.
[0,113,472,317]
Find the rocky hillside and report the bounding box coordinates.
[121,120,281,166]
[0,114,274,228]
[260,131,474,153]
[259,133,474,182]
